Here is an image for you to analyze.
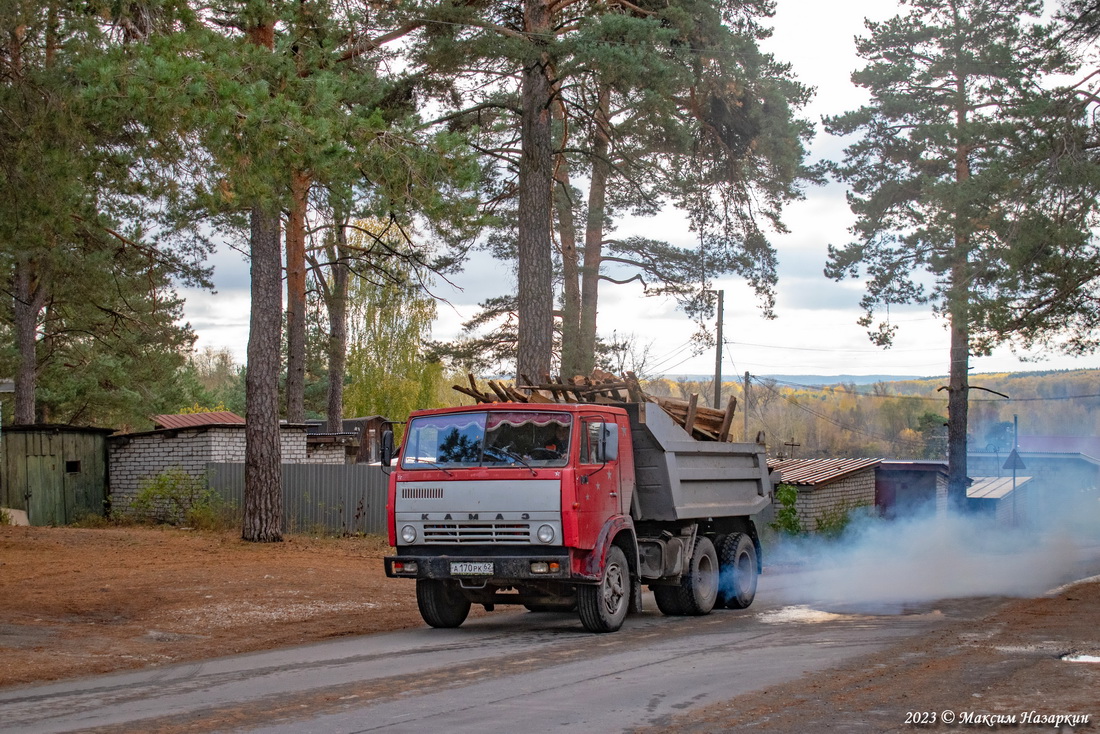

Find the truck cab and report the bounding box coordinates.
[384,401,769,633]
[385,404,636,631]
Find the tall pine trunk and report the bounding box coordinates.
[577,86,612,376]
[285,172,310,423]
[326,222,350,433]
[9,23,41,425]
[242,17,283,543]
[12,258,45,424]
[515,0,555,381]
[946,280,970,510]
[554,158,582,376]
[946,68,971,512]
[244,205,283,542]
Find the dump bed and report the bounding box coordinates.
[625,402,772,522]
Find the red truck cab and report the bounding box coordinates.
[384,403,638,631]
[384,400,768,633]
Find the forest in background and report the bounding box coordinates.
[644,369,1100,461]
[178,348,1098,463]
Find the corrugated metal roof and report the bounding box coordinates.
[1019,435,1100,460]
[153,411,245,429]
[967,476,1031,500]
[770,457,881,486]
[877,459,948,473]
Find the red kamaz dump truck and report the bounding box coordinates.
[383,400,772,633]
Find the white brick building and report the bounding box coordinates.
[108,422,346,514]
[769,458,880,532]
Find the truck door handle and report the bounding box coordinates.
[609,492,618,497]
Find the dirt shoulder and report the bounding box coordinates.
[3,525,1099,733]
[0,525,425,688]
[639,577,1100,733]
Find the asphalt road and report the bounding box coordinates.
[0,566,1020,734]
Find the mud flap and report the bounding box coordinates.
[629,572,643,614]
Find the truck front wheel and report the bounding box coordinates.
[416,579,471,628]
[655,536,718,616]
[717,532,758,609]
[577,545,630,633]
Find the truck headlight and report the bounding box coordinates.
[400,525,417,544]
[536,524,555,544]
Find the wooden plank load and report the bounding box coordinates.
[453,370,739,443]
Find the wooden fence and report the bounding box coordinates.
[206,463,388,535]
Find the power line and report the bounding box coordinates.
[646,338,698,373]
[765,378,1100,403]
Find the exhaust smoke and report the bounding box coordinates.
[766,492,1100,612]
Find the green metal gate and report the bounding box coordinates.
[1,426,111,525]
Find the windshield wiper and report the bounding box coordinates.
[413,459,453,476]
[484,446,537,476]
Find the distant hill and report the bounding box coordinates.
[762,374,926,386]
[668,369,1096,387]
[667,373,925,386]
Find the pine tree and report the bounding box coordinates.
[0,1,212,425]
[407,0,810,377]
[824,0,1100,507]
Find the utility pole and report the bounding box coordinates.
[743,370,750,442]
[713,290,724,409]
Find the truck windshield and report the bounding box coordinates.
[401,411,572,470]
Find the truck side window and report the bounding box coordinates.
[581,421,614,465]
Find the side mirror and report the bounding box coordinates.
[380,430,395,469]
[599,424,619,462]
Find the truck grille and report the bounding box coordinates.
[422,522,531,544]
[401,486,444,499]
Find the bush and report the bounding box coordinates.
[0,508,10,526]
[814,502,873,540]
[769,483,803,536]
[130,468,238,531]
[69,511,113,529]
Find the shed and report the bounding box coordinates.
[770,457,880,532]
[967,475,1032,525]
[343,416,391,463]
[1,425,113,525]
[875,460,949,519]
[302,416,388,462]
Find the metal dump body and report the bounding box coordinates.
[626,402,771,521]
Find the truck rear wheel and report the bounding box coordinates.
[416,579,471,628]
[712,534,756,607]
[655,536,718,616]
[577,546,629,633]
[717,532,758,609]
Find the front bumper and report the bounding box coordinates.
[385,549,572,582]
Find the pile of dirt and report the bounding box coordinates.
[0,525,427,687]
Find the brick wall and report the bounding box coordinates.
[108,425,316,516]
[773,469,877,532]
[935,472,949,515]
[304,443,347,464]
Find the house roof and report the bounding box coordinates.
[1017,435,1100,460]
[968,475,1032,500]
[152,411,246,430]
[770,457,881,486]
[877,460,948,474]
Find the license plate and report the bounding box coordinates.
[450,561,493,575]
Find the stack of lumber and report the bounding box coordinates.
[453,370,739,443]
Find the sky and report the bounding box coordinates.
[179,0,1099,380]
